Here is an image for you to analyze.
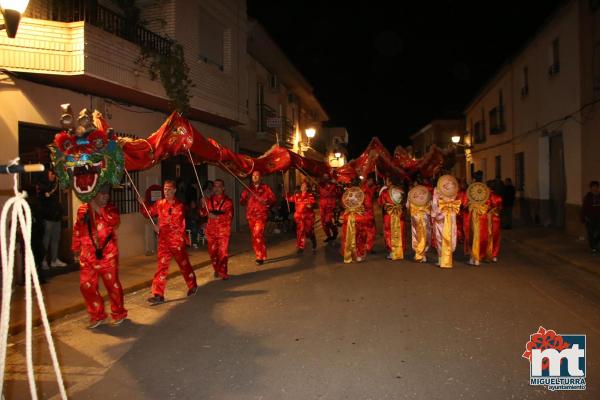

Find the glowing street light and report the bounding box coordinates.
[0,0,30,38]
[334,151,342,159]
[305,127,316,139]
[451,135,461,144]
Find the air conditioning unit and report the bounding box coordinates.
[268,73,279,91]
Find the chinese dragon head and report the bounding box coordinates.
[49,104,124,203]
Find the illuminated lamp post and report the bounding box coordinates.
[0,0,30,38]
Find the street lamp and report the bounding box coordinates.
[0,0,29,38]
[334,151,341,159]
[305,127,316,139]
[451,135,461,144]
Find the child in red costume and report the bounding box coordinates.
[72,184,127,328]
[240,171,276,264]
[287,180,317,253]
[199,179,234,279]
[141,180,198,305]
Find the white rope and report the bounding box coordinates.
[0,159,67,399]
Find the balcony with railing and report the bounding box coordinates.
[0,0,170,107]
[47,0,172,57]
[256,103,294,147]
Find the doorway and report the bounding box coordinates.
[161,155,207,204]
[549,133,566,227]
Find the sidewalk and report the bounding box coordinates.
[6,229,293,335]
[503,225,599,275]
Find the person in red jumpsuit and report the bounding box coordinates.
[240,171,276,265]
[72,184,127,328]
[486,182,503,262]
[199,179,233,280]
[287,180,317,253]
[318,173,340,243]
[141,180,198,305]
[360,175,378,253]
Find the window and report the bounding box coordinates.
[548,38,560,76]
[521,66,529,97]
[515,152,525,191]
[112,170,140,215]
[473,108,486,144]
[111,132,140,214]
[594,43,600,100]
[257,83,264,131]
[495,155,502,179]
[473,120,485,144]
[198,7,225,70]
[489,92,505,134]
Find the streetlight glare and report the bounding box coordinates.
[334,152,341,158]
[305,128,316,138]
[0,0,30,13]
[451,135,461,144]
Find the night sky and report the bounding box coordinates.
[248,0,564,157]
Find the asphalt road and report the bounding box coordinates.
[3,230,600,400]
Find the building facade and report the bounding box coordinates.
[464,0,598,236]
[0,0,336,259]
[410,118,466,180]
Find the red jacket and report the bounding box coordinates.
[360,183,378,214]
[240,183,276,221]
[199,194,233,236]
[142,198,187,246]
[72,203,120,263]
[287,191,316,217]
[318,181,340,209]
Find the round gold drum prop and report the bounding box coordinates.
[389,185,404,205]
[436,175,459,199]
[466,182,490,204]
[342,186,365,211]
[408,185,431,207]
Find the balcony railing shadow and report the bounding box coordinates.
[49,0,172,56]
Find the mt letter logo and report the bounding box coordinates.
[522,326,586,391]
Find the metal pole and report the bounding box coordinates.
[186,149,211,215]
[276,132,291,212]
[125,169,156,228]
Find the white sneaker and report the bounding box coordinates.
[52,259,68,267]
[41,260,50,270]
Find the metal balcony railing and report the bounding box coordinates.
[49,0,172,56]
[257,103,294,147]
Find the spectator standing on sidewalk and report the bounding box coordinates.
[502,178,516,229]
[582,181,600,254]
[39,169,67,269]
